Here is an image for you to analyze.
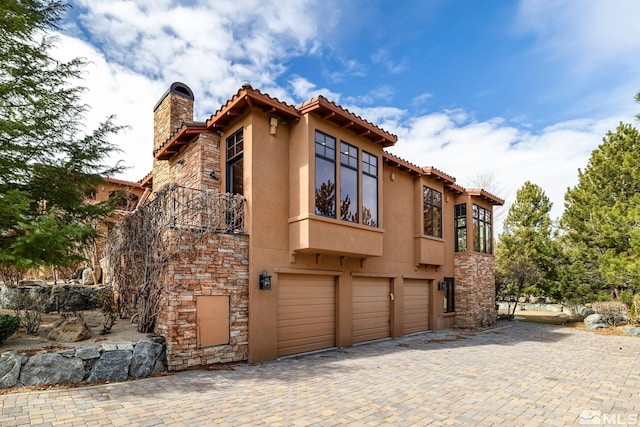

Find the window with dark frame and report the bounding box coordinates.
[315,130,336,218]
[226,128,244,195]
[340,141,359,223]
[473,204,493,254]
[444,277,455,313]
[423,186,442,237]
[362,151,378,227]
[454,203,467,252]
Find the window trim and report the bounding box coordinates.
[340,141,359,223]
[226,128,244,195]
[314,130,337,218]
[423,186,443,238]
[454,203,467,252]
[472,203,493,254]
[361,150,378,227]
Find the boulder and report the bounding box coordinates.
[81,267,102,286]
[581,307,596,317]
[626,327,640,336]
[87,350,132,382]
[586,322,607,331]
[46,316,91,342]
[19,353,85,386]
[584,313,607,331]
[129,340,164,378]
[76,347,101,360]
[0,352,22,389]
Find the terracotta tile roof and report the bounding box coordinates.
[296,96,397,148]
[465,189,505,206]
[154,121,209,160]
[104,177,144,189]
[139,172,152,188]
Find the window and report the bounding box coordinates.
[473,204,493,253]
[444,277,455,313]
[340,142,358,223]
[315,130,336,217]
[362,151,378,227]
[226,128,244,195]
[423,186,442,237]
[454,203,467,252]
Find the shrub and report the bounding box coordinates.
[96,286,118,335]
[6,288,49,334]
[592,301,629,326]
[630,294,640,324]
[0,315,21,344]
[618,290,634,307]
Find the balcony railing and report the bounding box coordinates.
[147,184,245,234]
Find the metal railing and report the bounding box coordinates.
[147,184,245,234]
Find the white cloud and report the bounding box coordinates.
[515,0,640,75]
[384,108,625,230]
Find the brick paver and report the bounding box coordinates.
[1,321,639,426]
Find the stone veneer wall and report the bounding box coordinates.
[153,90,194,193]
[454,252,496,329]
[171,132,222,191]
[155,231,249,371]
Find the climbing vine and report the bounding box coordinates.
[104,184,244,333]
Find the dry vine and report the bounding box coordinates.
[103,184,244,333]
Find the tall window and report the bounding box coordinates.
[473,204,493,253]
[423,186,442,237]
[362,151,378,227]
[226,128,243,195]
[315,130,336,217]
[340,142,358,223]
[444,277,455,313]
[454,203,467,252]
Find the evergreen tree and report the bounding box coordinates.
[561,123,640,295]
[496,181,560,306]
[0,0,123,281]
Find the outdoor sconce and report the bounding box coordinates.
[259,271,272,290]
[269,116,278,135]
[437,281,447,291]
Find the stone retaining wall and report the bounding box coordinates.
[0,337,167,389]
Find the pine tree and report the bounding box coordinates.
[561,123,640,295]
[0,0,123,281]
[496,181,560,311]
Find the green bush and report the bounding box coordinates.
[618,290,634,307]
[630,294,640,324]
[0,314,21,344]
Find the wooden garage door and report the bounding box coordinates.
[277,274,336,357]
[352,277,390,343]
[403,279,430,334]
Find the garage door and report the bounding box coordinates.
[403,279,430,334]
[277,274,336,357]
[352,277,390,343]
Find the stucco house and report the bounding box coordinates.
[138,82,503,368]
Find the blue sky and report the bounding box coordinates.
[53,0,640,229]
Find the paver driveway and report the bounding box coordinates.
[1,321,639,426]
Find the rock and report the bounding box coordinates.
[129,340,164,378]
[60,285,98,311]
[586,322,607,331]
[46,316,91,342]
[19,353,85,386]
[87,350,132,382]
[76,347,101,360]
[584,313,602,326]
[581,307,595,317]
[81,268,102,286]
[0,353,22,389]
[626,327,640,336]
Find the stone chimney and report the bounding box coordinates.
[152,82,194,191]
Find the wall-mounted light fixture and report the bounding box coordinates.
[269,116,279,135]
[437,280,447,291]
[259,271,272,290]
